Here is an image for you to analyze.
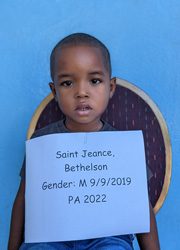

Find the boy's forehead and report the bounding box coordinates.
[56,45,104,61]
[53,45,109,75]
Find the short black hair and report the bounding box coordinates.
[50,33,111,81]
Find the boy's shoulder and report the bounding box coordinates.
[101,121,116,132]
[31,120,67,139]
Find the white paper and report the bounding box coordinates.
[25,131,150,243]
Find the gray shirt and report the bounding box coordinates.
[20,119,115,178]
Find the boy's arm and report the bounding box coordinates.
[8,179,25,250]
[136,202,160,250]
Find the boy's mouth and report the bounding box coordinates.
[75,104,92,110]
[75,104,92,115]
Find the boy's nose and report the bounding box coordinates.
[75,82,89,98]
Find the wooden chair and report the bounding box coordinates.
[27,77,172,213]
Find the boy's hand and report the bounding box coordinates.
[8,179,25,250]
[136,202,160,250]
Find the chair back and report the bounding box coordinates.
[27,78,172,213]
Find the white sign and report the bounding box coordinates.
[25,131,149,243]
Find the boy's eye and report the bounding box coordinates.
[91,79,102,85]
[60,81,73,87]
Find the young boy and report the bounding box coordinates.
[8,33,160,250]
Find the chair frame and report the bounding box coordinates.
[27,77,172,213]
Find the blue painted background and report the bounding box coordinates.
[0,1,180,249]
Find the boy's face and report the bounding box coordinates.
[50,45,116,132]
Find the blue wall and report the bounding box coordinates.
[0,1,179,249]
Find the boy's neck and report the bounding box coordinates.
[64,119,103,132]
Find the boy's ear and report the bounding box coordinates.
[49,82,57,101]
[109,77,116,99]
